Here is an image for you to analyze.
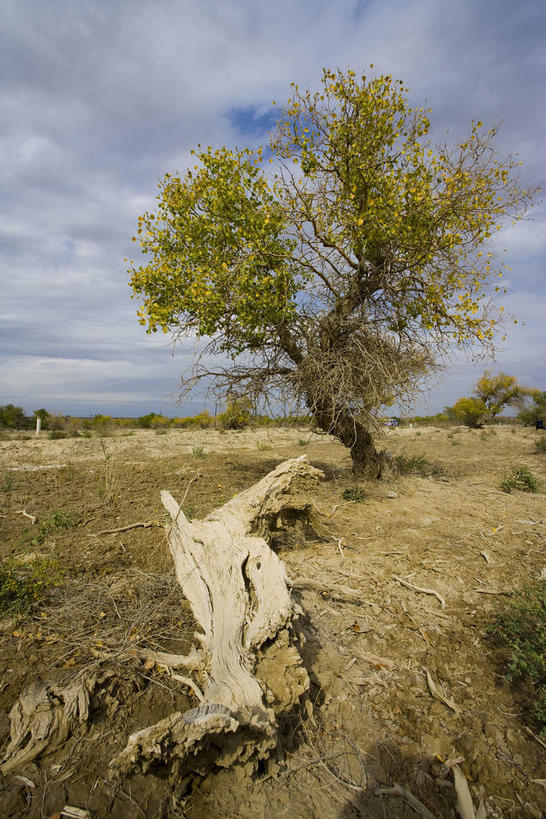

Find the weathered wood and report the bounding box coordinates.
[1,457,321,780]
[113,456,321,778]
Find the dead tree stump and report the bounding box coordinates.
[1,456,323,781]
[112,455,322,778]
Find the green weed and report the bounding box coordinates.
[486,581,545,735]
[501,466,542,494]
[394,454,444,478]
[2,472,13,492]
[535,436,546,454]
[192,446,207,459]
[256,441,271,451]
[182,503,195,520]
[0,556,64,616]
[342,486,366,502]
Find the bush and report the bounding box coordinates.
[486,581,545,735]
[394,454,444,478]
[0,556,64,615]
[342,486,365,502]
[48,430,68,439]
[536,436,546,454]
[501,466,542,494]
[192,446,207,459]
[219,399,253,430]
[0,404,27,429]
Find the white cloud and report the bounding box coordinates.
[1,0,544,417]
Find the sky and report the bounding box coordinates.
[1,0,544,419]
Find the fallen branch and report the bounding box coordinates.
[16,509,37,525]
[393,576,446,609]
[525,726,546,751]
[111,456,320,780]
[288,576,362,601]
[425,668,459,714]
[94,521,162,536]
[376,783,437,818]
[453,764,486,819]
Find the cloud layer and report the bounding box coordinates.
[1,0,544,417]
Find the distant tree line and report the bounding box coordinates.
[1,381,543,436]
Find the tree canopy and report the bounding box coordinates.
[129,68,537,474]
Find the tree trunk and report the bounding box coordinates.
[312,402,385,478]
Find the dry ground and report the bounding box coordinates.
[0,424,544,818]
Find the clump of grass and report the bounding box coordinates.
[501,466,542,494]
[486,581,545,735]
[21,508,81,549]
[182,503,195,520]
[342,486,366,502]
[256,441,271,451]
[394,454,444,478]
[535,436,546,454]
[447,433,454,439]
[155,428,168,435]
[192,446,207,459]
[2,472,13,492]
[48,430,68,439]
[0,556,64,615]
[298,439,307,447]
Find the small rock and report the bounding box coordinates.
[386,491,398,499]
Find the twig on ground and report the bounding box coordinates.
[452,764,486,819]
[424,668,459,713]
[95,521,162,536]
[393,576,446,609]
[525,726,546,751]
[473,588,511,596]
[16,509,36,525]
[376,783,437,818]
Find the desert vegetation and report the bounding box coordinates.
[1,422,545,817]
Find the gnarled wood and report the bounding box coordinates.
[113,456,321,778]
[2,457,321,780]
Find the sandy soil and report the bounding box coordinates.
[0,424,545,818]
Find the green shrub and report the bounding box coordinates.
[342,486,365,502]
[192,446,207,459]
[0,556,64,615]
[48,430,68,439]
[501,466,542,494]
[486,581,545,735]
[298,439,307,447]
[536,436,546,454]
[256,441,271,451]
[155,428,168,435]
[394,454,444,477]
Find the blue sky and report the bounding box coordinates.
[0,0,544,418]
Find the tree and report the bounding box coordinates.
[0,404,27,429]
[128,68,536,476]
[473,371,523,419]
[448,396,488,428]
[33,408,51,429]
[518,390,546,426]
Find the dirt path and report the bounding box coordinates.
[0,425,544,817]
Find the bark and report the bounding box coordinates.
[311,401,385,478]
